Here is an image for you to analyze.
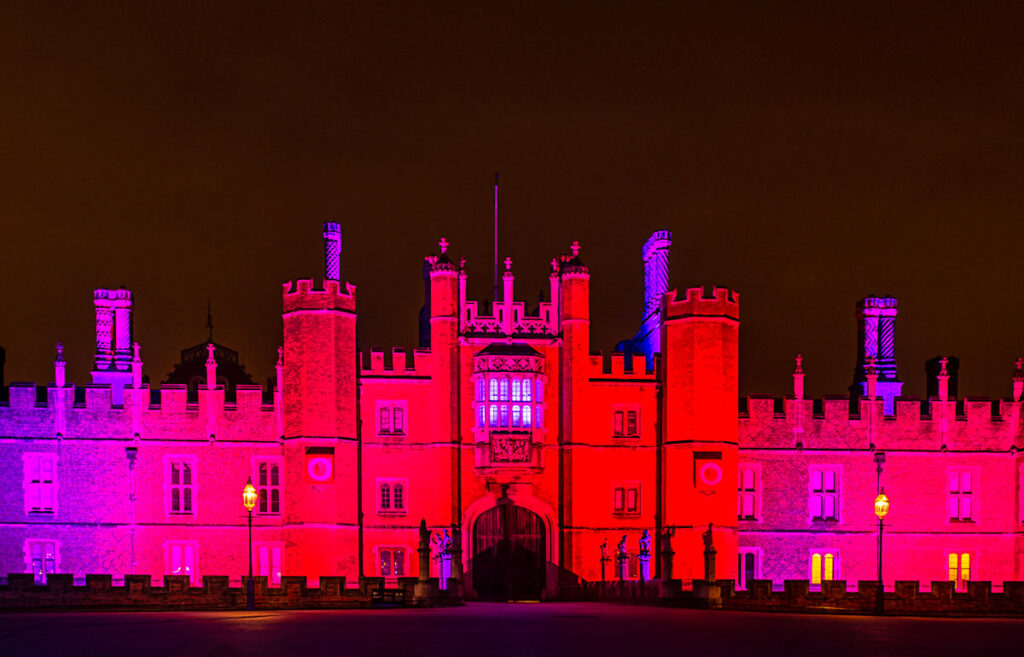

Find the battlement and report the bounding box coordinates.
[359,348,432,376]
[739,393,1024,451]
[591,351,656,378]
[282,278,356,313]
[663,286,740,321]
[0,379,279,441]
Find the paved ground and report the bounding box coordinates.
[1,603,1022,657]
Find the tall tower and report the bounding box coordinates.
[558,241,589,582]
[428,239,460,522]
[853,297,903,414]
[634,231,672,361]
[281,223,359,585]
[91,288,134,404]
[660,286,739,581]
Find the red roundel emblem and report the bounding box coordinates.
[699,462,723,486]
[307,456,333,482]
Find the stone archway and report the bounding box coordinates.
[472,502,546,601]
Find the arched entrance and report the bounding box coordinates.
[472,502,545,601]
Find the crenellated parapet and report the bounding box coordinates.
[0,379,280,441]
[663,286,740,322]
[359,348,432,377]
[282,278,356,314]
[739,394,1024,451]
[588,352,657,379]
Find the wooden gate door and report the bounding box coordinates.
[472,503,545,601]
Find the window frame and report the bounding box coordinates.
[253,457,283,516]
[737,463,761,521]
[165,455,198,517]
[377,477,408,515]
[611,405,641,438]
[23,453,59,515]
[25,538,60,584]
[612,481,641,516]
[376,400,409,437]
[164,540,199,586]
[947,467,979,524]
[808,465,841,522]
[736,548,761,591]
[254,541,284,587]
[948,552,971,591]
[378,546,408,578]
[809,549,839,587]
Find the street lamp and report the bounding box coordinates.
[874,489,889,615]
[243,477,257,611]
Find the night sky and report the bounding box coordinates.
[2,3,1023,400]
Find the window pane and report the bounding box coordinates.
[948,496,958,520]
[171,463,180,485]
[271,489,280,513]
[811,554,821,584]
[499,379,509,401]
[394,484,404,510]
[380,484,390,509]
[522,380,532,402]
[172,488,180,512]
[961,472,972,493]
[380,408,390,433]
[536,380,543,401]
[489,378,499,402]
[270,464,279,486]
[948,554,958,581]
[512,405,521,428]
[823,554,834,580]
[613,411,624,436]
[626,488,638,512]
[522,405,532,427]
[949,472,959,493]
[41,458,53,481]
[824,495,835,519]
[28,456,41,482]
[811,470,822,491]
[477,379,485,402]
[393,407,404,433]
[183,488,192,512]
[962,554,970,580]
[614,488,624,512]
[512,379,521,402]
[742,494,754,519]
[381,550,391,576]
[489,405,498,427]
[259,489,267,513]
[962,496,972,520]
[626,411,638,435]
[395,550,405,577]
[824,470,835,492]
[182,464,191,486]
[259,462,267,486]
[812,494,822,519]
[477,405,486,428]
[500,405,509,427]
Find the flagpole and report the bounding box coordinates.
[493,173,499,305]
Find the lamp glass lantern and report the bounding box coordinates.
[874,491,889,520]
[243,478,257,512]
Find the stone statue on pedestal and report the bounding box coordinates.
[702,522,716,582]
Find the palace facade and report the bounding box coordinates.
[2,224,1022,599]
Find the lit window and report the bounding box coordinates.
[477,404,486,428]
[536,379,543,401]
[168,458,196,515]
[165,541,198,585]
[512,405,522,427]
[378,479,407,514]
[522,405,532,427]
[738,466,758,520]
[499,379,509,401]
[512,379,522,402]
[380,548,406,577]
[489,378,499,402]
[948,553,970,591]
[522,380,532,402]
[810,467,839,521]
[613,483,641,515]
[489,405,499,427]
[256,460,281,515]
[256,543,283,587]
[948,471,974,522]
[476,378,485,402]
[810,551,836,585]
[24,453,58,514]
[26,540,58,584]
[499,404,509,427]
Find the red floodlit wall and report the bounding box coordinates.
[1,229,1023,600]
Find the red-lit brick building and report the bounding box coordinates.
[1,224,1021,599]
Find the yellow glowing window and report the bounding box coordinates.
[948,553,970,590]
[811,552,835,585]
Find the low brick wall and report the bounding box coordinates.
[572,578,1024,616]
[0,574,393,611]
